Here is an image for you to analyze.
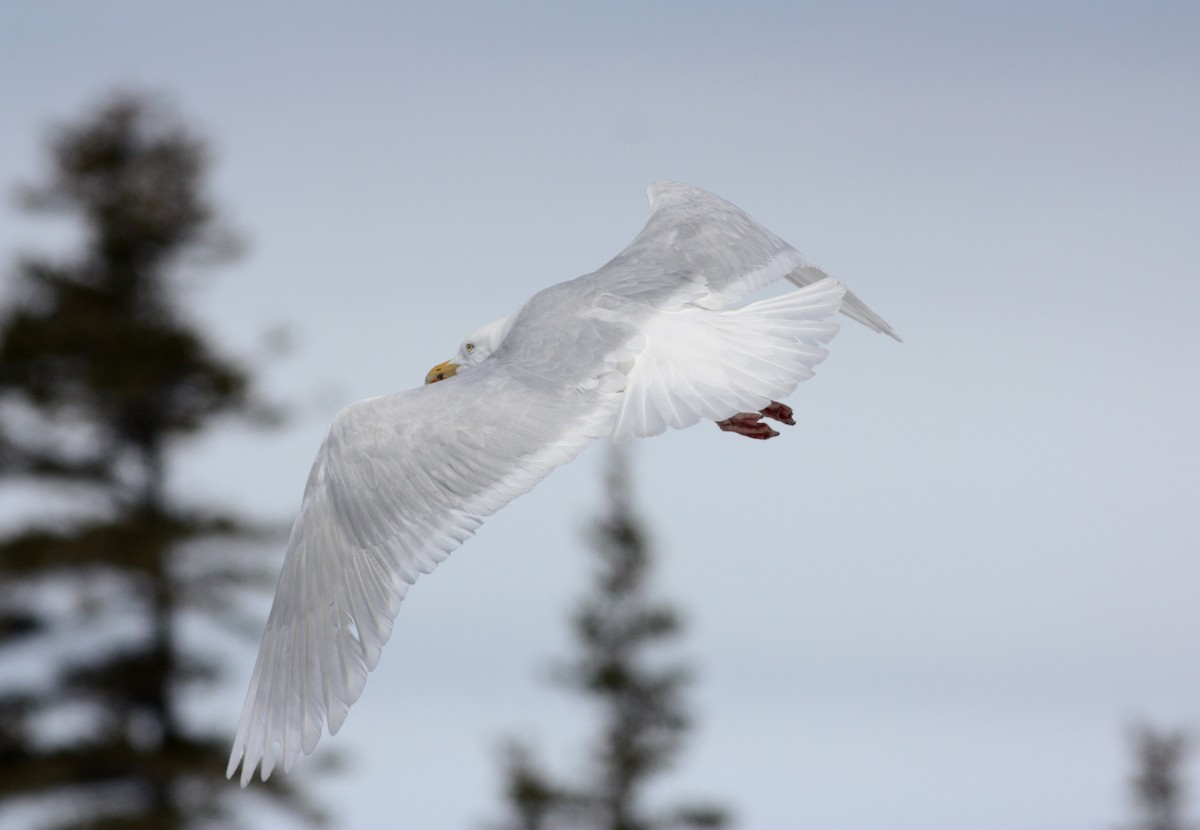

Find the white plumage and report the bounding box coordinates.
[227,182,898,785]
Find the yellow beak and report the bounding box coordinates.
[425,361,460,385]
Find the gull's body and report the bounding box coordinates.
[228,182,898,784]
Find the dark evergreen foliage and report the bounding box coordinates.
[1127,725,1195,830]
[493,448,730,830]
[0,93,322,829]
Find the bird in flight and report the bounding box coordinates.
[228,182,898,785]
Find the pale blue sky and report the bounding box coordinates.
[1,3,1198,829]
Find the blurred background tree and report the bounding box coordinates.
[1126,725,1195,830]
[492,448,730,830]
[0,92,323,829]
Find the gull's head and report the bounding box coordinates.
[425,313,516,384]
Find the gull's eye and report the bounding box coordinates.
[465,342,476,353]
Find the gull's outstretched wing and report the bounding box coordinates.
[588,182,899,339]
[227,361,621,785]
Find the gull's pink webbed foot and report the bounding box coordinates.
[759,401,795,426]
[715,401,795,440]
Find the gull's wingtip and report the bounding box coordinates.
[227,742,272,788]
[226,742,244,783]
[842,291,902,342]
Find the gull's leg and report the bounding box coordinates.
[715,401,795,440]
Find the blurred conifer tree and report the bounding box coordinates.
[1127,725,1195,830]
[0,93,323,829]
[492,448,730,830]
